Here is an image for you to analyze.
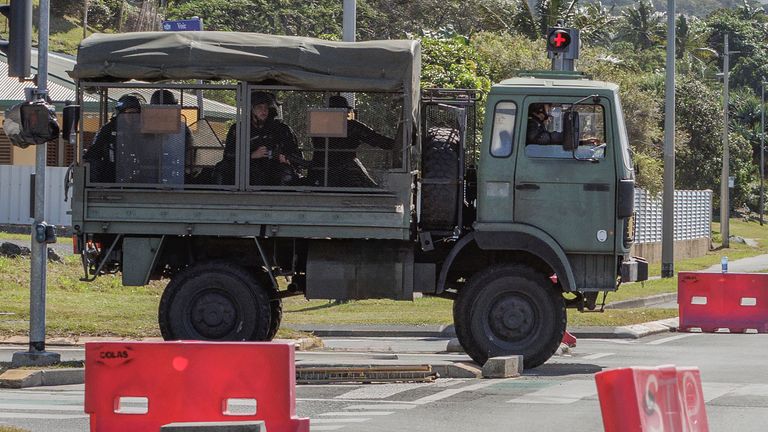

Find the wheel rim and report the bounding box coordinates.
[189,289,239,339]
[488,294,536,342]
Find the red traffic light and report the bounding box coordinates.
[547,29,571,52]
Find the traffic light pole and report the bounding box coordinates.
[12,0,60,367]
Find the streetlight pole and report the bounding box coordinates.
[721,34,730,248]
[661,0,676,278]
[761,79,765,226]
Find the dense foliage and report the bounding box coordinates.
[43,0,768,212]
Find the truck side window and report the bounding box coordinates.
[525,102,606,159]
[490,102,517,157]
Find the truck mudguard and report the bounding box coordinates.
[437,226,577,293]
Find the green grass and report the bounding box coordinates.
[0,426,31,432]
[0,218,766,338]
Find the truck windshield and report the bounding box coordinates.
[525,102,606,159]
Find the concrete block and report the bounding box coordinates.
[161,421,267,431]
[0,369,43,388]
[482,355,523,378]
[431,362,482,379]
[41,368,84,386]
[446,338,464,353]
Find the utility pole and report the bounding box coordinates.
[342,0,356,108]
[12,0,60,367]
[83,0,88,39]
[661,0,676,278]
[761,79,765,226]
[721,34,730,248]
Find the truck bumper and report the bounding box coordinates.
[621,256,649,282]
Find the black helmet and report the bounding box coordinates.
[329,95,351,109]
[251,91,278,119]
[115,93,145,113]
[150,89,178,105]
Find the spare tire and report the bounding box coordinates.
[421,127,460,230]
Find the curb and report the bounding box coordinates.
[0,337,321,350]
[0,368,83,389]
[604,293,677,309]
[287,324,457,338]
[288,318,679,340]
[569,318,679,339]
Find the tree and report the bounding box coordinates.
[510,0,579,39]
[616,0,666,50]
[572,1,618,47]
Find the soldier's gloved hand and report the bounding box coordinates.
[278,154,289,164]
[251,146,269,159]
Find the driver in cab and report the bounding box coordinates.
[526,103,563,145]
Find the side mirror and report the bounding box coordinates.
[62,103,81,144]
[562,111,579,151]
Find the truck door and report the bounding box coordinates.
[513,98,616,255]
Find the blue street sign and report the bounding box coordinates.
[162,18,203,32]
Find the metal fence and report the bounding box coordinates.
[634,189,712,244]
[0,165,71,226]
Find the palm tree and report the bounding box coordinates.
[616,0,665,50]
[572,0,617,47]
[511,0,579,39]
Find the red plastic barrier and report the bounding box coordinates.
[85,341,309,432]
[595,365,709,432]
[561,330,577,348]
[678,272,768,333]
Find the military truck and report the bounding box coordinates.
[68,31,647,369]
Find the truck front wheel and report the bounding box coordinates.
[454,264,566,369]
[158,261,272,341]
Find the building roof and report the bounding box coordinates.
[0,50,90,105]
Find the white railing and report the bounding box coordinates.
[0,165,71,226]
[634,189,712,244]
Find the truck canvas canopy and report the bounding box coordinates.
[70,31,421,124]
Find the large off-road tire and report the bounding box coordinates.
[453,264,566,369]
[421,127,460,230]
[267,294,283,340]
[158,261,272,341]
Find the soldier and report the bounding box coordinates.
[219,91,304,185]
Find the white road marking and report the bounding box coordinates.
[344,404,416,410]
[0,403,83,411]
[297,398,418,404]
[411,379,507,405]
[729,384,768,397]
[646,334,695,345]
[310,426,345,431]
[320,411,394,416]
[0,413,88,419]
[335,383,432,400]
[581,353,614,360]
[311,418,371,423]
[702,382,743,403]
[508,380,596,404]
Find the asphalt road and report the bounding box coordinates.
[2,332,768,431]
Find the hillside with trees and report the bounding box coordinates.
[10,0,768,212]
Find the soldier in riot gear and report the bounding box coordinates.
[219,91,304,186]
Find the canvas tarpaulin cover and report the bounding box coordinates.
[71,31,420,102]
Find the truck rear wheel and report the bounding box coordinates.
[158,261,272,341]
[453,264,566,369]
[421,127,459,230]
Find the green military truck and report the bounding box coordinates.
[68,31,647,369]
